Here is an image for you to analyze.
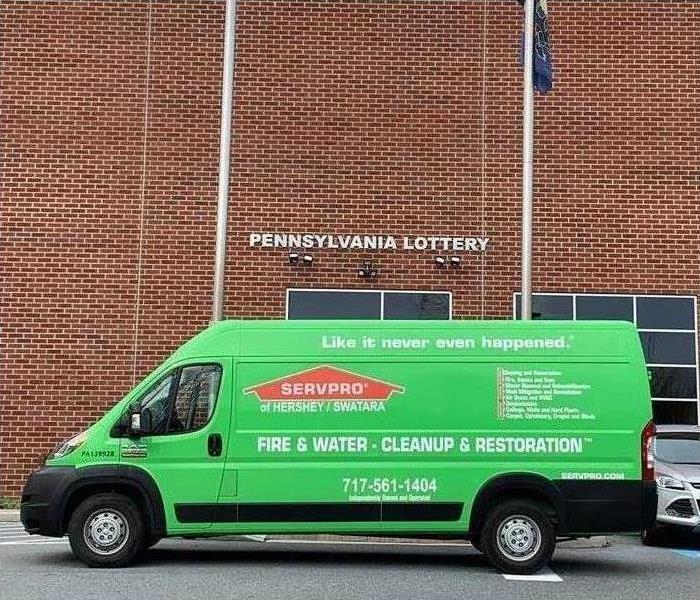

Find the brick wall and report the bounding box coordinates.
[1,1,699,497]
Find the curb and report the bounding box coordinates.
[0,509,20,522]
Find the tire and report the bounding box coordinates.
[480,500,556,575]
[67,493,146,568]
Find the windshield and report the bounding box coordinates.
[655,433,700,465]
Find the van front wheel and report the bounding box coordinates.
[67,493,145,568]
[480,500,555,575]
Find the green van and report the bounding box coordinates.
[20,320,657,573]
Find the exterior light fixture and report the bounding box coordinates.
[289,252,312,266]
[358,262,378,279]
[435,256,447,268]
[449,256,461,267]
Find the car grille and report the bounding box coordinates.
[666,499,696,518]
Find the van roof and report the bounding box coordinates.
[169,319,641,362]
[193,318,637,332]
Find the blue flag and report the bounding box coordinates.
[518,0,554,93]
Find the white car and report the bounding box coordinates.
[642,425,700,545]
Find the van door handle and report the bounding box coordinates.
[208,433,222,457]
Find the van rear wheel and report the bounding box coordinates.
[480,500,555,575]
[67,493,145,568]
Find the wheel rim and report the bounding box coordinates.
[496,514,542,562]
[83,509,130,556]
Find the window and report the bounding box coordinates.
[636,297,695,330]
[383,292,451,320]
[639,332,696,365]
[139,373,177,435]
[652,401,699,427]
[286,289,452,320]
[576,295,634,321]
[648,367,697,399]
[513,293,699,425]
[169,365,222,433]
[127,364,222,436]
[513,294,573,320]
[287,291,380,320]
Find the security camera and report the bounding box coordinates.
[288,252,300,265]
[358,262,378,278]
[449,256,461,267]
[302,254,313,265]
[435,256,447,267]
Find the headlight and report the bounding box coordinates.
[656,475,685,490]
[49,431,88,460]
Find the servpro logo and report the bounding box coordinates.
[244,365,404,413]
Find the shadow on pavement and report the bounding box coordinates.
[19,540,492,571]
[551,555,666,578]
[19,534,699,572]
[646,530,700,550]
[140,542,491,570]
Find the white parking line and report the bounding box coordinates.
[241,535,267,542]
[0,539,68,546]
[502,568,563,582]
[0,527,24,535]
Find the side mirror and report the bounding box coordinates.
[130,412,142,437]
[127,406,153,438]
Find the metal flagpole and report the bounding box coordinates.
[520,0,535,320]
[212,0,238,323]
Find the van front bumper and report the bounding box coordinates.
[20,466,77,537]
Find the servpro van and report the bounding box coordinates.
[21,320,657,573]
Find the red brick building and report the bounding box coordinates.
[1,1,699,498]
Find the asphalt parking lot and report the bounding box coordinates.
[0,524,698,600]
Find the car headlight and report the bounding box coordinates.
[656,475,685,490]
[49,431,88,460]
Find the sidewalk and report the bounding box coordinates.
[0,509,20,522]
